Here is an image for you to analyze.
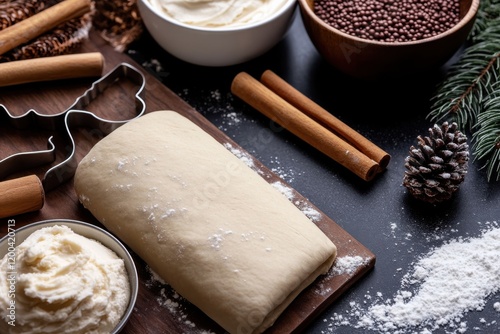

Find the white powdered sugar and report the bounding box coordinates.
[324,222,500,334]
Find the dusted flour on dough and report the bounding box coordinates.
[147,0,290,27]
[0,225,130,334]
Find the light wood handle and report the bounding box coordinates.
[0,0,92,55]
[231,72,380,181]
[0,52,104,87]
[0,175,45,219]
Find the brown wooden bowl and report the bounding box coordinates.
[298,0,480,80]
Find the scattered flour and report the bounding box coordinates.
[220,111,243,127]
[145,266,218,334]
[178,87,304,185]
[316,256,372,296]
[271,181,322,222]
[268,155,304,183]
[323,221,500,334]
[331,256,372,276]
[208,228,233,250]
[270,180,295,199]
[224,142,256,170]
[177,88,250,133]
[494,302,500,312]
[225,143,322,222]
[141,58,164,74]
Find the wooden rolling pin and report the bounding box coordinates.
[0,52,104,87]
[0,175,44,219]
[0,51,103,218]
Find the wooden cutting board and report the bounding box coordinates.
[0,30,375,333]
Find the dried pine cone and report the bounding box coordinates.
[0,0,144,60]
[0,0,93,62]
[0,0,59,30]
[403,122,469,204]
[0,14,92,62]
[93,0,144,52]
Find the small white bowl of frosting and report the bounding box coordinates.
[137,0,297,66]
[0,219,138,334]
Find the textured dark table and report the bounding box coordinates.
[127,9,500,334]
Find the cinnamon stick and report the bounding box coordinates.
[261,70,391,169]
[231,72,380,182]
[0,0,92,56]
[0,52,104,87]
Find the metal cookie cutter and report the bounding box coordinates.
[0,62,146,218]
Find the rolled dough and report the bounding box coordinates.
[74,110,337,334]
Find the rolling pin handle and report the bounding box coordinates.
[0,175,45,219]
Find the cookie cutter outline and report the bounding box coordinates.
[0,62,146,191]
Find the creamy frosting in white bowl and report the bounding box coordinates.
[0,220,138,334]
[138,0,297,66]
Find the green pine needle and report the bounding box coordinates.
[427,0,500,181]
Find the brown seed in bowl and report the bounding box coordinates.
[314,0,461,43]
[298,0,479,79]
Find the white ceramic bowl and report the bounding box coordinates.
[0,219,138,333]
[137,0,297,66]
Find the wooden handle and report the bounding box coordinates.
[231,72,380,181]
[0,0,92,55]
[0,175,45,219]
[261,70,391,169]
[0,52,104,87]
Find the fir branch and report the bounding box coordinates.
[471,81,500,181]
[427,0,500,182]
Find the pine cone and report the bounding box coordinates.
[403,122,469,204]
